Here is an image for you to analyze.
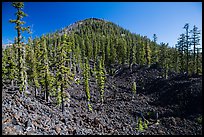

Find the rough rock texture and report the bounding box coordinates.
[2,64,202,135]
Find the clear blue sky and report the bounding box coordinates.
[2,2,202,48]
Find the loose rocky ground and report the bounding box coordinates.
[2,64,202,135]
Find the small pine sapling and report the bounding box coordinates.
[136,117,144,132]
[132,81,136,99]
[143,120,149,129]
[96,57,106,104]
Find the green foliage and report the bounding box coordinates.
[7,45,18,82]
[132,45,137,65]
[83,58,92,111]
[96,57,106,103]
[151,34,159,63]
[55,34,74,112]
[117,38,127,65]
[136,117,149,132]
[139,40,145,65]
[143,120,149,129]
[110,37,117,65]
[75,78,81,85]
[196,116,202,124]
[136,117,144,132]
[9,2,30,94]
[6,15,202,114]
[19,45,28,93]
[2,48,9,81]
[9,2,30,45]
[144,38,151,67]
[132,81,136,96]
[88,103,93,111]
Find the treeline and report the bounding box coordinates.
[2,2,202,113]
[176,23,202,75]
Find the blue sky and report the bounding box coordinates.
[2,2,202,48]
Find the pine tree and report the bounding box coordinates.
[39,36,49,101]
[56,34,74,112]
[9,2,30,46]
[105,37,111,73]
[9,2,30,94]
[151,34,159,63]
[83,57,92,111]
[132,81,136,99]
[117,38,127,66]
[75,40,82,74]
[2,47,9,83]
[92,35,98,72]
[196,47,202,74]
[159,42,169,78]
[173,45,180,73]
[96,57,106,104]
[19,43,29,94]
[132,45,137,65]
[109,36,117,74]
[144,37,151,67]
[7,45,18,90]
[183,23,190,75]
[129,36,136,71]
[30,42,40,98]
[190,25,201,74]
[139,39,145,65]
[177,34,185,73]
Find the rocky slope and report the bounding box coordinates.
[2,64,202,135]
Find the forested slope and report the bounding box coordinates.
[2,17,202,135]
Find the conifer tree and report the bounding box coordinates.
[9,2,30,94]
[177,34,185,73]
[109,37,117,75]
[96,57,106,104]
[159,42,169,78]
[74,35,83,74]
[105,38,111,73]
[183,23,190,75]
[56,34,74,112]
[132,81,136,99]
[173,45,180,73]
[40,37,49,101]
[19,43,29,94]
[151,34,159,63]
[196,47,202,74]
[2,47,9,83]
[144,37,151,67]
[139,39,145,65]
[30,43,40,98]
[83,57,92,111]
[9,2,30,46]
[92,35,98,72]
[117,38,127,66]
[129,36,136,71]
[190,25,201,74]
[7,45,18,90]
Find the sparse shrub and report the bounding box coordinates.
[144,120,149,129]
[196,116,202,124]
[137,117,144,132]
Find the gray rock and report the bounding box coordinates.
[26,119,33,128]
[26,127,32,132]
[14,125,24,133]
[12,117,18,125]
